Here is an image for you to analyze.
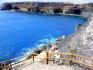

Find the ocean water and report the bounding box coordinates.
[0,11,86,61]
[0,5,1,9]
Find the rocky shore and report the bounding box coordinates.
[31,13,93,65]
[57,16,93,57]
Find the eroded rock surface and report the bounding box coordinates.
[58,18,93,57]
[1,2,93,16]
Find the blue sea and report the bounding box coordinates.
[0,11,86,61]
[0,5,1,9]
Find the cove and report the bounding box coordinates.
[0,11,87,61]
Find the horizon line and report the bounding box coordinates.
[1,1,92,4]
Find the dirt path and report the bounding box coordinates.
[12,60,85,70]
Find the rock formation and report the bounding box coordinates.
[58,17,93,58]
[1,2,93,15]
[2,3,12,10]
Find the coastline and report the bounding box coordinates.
[26,13,88,59]
[0,2,93,70]
[0,2,92,62]
[31,12,90,53]
[0,10,88,62]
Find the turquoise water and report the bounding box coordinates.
[0,11,86,61]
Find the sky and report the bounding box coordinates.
[0,0,93,4]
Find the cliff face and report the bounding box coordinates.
[2,2,74,8]
[1,2,93,15]
[58,18,93,57]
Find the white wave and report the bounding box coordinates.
[19,36,56,61]
[37,36,56,44]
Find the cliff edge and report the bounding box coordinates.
[1,2,93,16]
[58,17,93,58]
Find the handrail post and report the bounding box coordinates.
[9,61,12,69]
[53,59,54,64]
[32,54,34,61]
[46,52,49,64]
[69,54,73,65]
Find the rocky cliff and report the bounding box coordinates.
[57,17,93,58]
[1,2,93,15]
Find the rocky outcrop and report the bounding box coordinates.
[65,7,82,15]
[1,2,93,15]
[2,3,12,10]
[57,17,93,58]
